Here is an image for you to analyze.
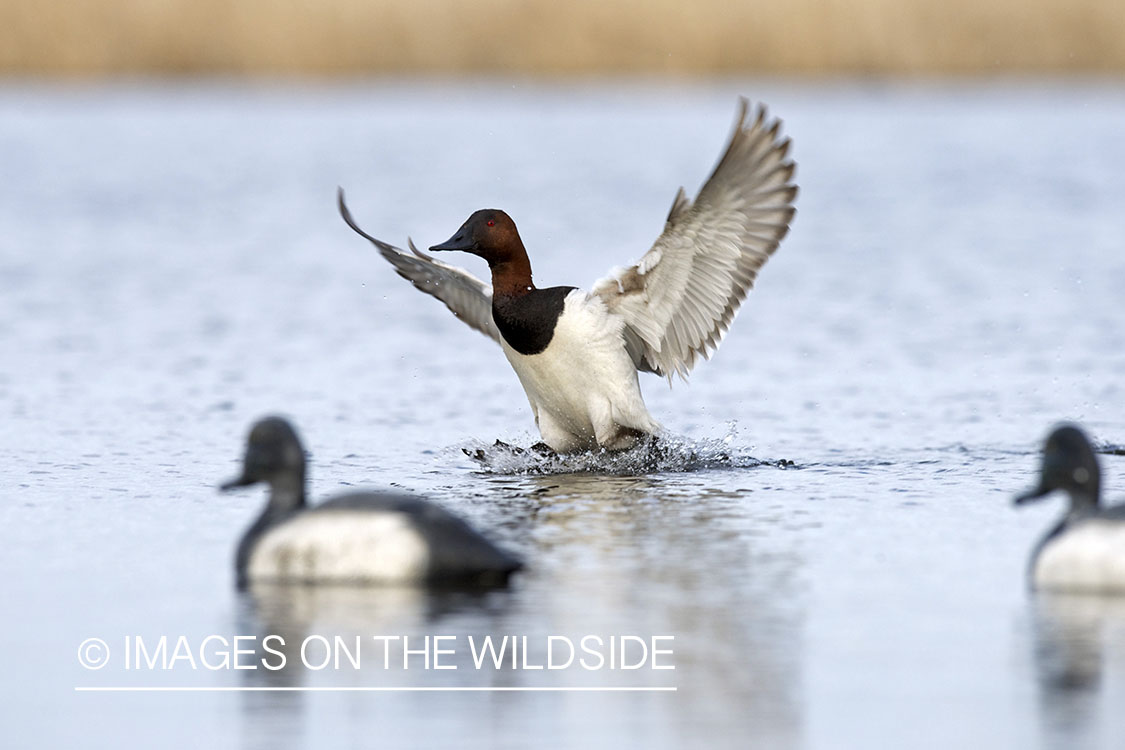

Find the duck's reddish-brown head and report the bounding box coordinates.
[430,209,526,268]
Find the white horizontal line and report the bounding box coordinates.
[75,686,677,693]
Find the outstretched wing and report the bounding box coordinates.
[590,98,797,380]
[338,189,501,344]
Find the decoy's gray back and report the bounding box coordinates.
[221,416,522,589]
[1014,424,1125,594]
[339,97,796,454]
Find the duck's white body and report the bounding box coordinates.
[1033,519,1125,594]
[499,291,661,452]
[247,511,430,585]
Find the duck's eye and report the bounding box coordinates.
[487,219,495,227]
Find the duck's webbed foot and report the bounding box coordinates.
[529,441,557,457]
[463,439,533,463]
[492,439,525,454]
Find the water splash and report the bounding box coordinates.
[461,426,792,476]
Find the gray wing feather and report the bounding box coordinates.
[338,189,501,344]
[591,99,797,380]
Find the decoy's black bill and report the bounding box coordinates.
[220,475,258,491]
[1013,486,1050,505]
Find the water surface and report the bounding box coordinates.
[2,80,1124,749]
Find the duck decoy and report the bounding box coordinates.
[221,416,523,589]
[1015,424,1125,594]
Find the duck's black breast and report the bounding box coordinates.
[492,286,576,356]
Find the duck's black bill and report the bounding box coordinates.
[220,475,257,491]
[430,232,474,253]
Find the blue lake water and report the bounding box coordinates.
[2,79,1124,749]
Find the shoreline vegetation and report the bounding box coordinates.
[1,0,1123,76]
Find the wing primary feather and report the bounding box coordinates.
[589,99,797,380]
[666,187,691,225]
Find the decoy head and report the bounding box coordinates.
[1014,424,1101,512]
[429,209,526,267]
[221,416,307,493]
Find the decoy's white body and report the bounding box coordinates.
[245,510,430,585]
[1031,520,1125,594]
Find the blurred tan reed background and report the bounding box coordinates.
[1,0,1122,75]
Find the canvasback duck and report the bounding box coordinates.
[221,416,522,588]
[339,98,797,453]
[1014,424,1125,594]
